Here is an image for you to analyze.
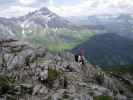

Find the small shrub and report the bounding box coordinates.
[0,75,12,95]
[127,85,133,93]
[47,68,61,87]
[0,75,32,97]
[131,86,133,93]
[95,72,104,85]
[62,94,69,99]
[47,96,52,100]
[6,95,18,100]
[48,68,60,81]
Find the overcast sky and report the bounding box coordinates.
[0,0,133,18]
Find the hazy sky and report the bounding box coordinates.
[0,0,133,18]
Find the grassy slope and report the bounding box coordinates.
[102,65,133,74]
[22,28,95,52]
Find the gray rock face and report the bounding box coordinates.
[1,42,47,70]
[115,94,128,100]
[32,84,48,95]
[18,7,70,29]
[0,17,21,39]
[0,40,132,100]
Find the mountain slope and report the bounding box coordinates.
[0,17,21,38]
[0,38,132,99]
[71,14,133,38]
[72,33,133,66]
[0,7,94,52]
[0,7,73,38]
[18,7,71,29]
[16,7,94,52]
[86,14,133,38]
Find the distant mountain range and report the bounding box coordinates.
[0,7,72,37]
[70,14,133,38]
[1,7,133,39]
[72,33,133,67]
[0,7,94,52]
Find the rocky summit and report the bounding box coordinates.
[0,38,133,100]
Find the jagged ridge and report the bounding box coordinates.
[0,38,132,100]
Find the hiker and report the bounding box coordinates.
[80,48,85,65]
[74,48,85,65]
[75,54,79,63]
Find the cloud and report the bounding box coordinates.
[49,0,133,17]
[0,6,37,18]
[0,0,133,18]
[19,0,37,6]
[0,0,48,18]
[49,0,54,6]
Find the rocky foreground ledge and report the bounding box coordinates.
[0,39,133,100]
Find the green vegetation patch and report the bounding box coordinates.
[0,75,33,99]
[127,85,133,93]
[103,65,133,74]
[23,29,96,52]
[46,68,62,88]
[0,75,13,95]
[94,95,113,100]
[48,68,61,82]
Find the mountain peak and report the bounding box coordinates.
[35,7,53,16]
[39,7,51,12]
